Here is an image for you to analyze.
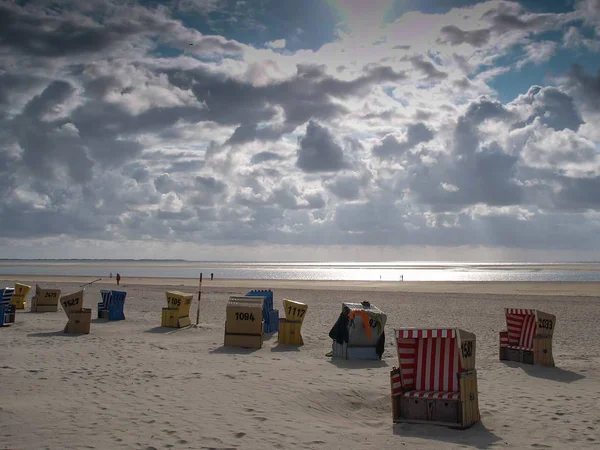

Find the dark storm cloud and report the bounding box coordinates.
[250,151,285,164]
[408,56,448,82]
[296,121,347,173]
[188,175,228,206]
[324,173,369,200]
[512,85,583,132]
[225,123,281,145]
[566,65,600,112]
[408,98,521,210]
[482,7,554,34]
[0,1,243,59]
[438,25,491,47]
[167,63,405,135]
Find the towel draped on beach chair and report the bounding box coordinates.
[329,302,386,360]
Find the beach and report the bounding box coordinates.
[1,277,599,449]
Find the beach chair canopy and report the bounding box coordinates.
[1,288,14,306]
[395,328,474,399]
[503,308,555,351]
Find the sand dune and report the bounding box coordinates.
[1,278,599,449]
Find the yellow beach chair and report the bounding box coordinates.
[161,291,193,328]
[278,299,307,345]
[61,290,91,334]
[224,296,264,348]
[31,284,61,312]
[11,282,31,309]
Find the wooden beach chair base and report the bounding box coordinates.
[332,342,380,360]
[499,337,554,367]
[161,308,191,328]
[31,304,59,312]
[391,368,479,429]
[224,322,264,349]
[64,309,92,334]
[278,318,303,345]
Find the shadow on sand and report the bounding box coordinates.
[27,331,72,337]
[327,358,388,369]
[144,326,189,334]
[515,363,586,383]
[393,421,502,449]
[271,343,301,352]
[209,345,260,355]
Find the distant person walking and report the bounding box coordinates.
[116,273,121,286]
[110,272,112,279]
[211,273,214,281]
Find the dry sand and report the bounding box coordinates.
[1,277,599,449]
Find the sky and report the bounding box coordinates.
[1,0,600,262]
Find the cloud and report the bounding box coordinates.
[250,151,285,165]
[1,0,600,259]
[408,55,448,82]
[439,25,491,47]
[511,85,584,132]
[266,39,286,49]
[516,40,557,69]
[565,65,600,113]
[372,123,434,159]
[296,121,348,173]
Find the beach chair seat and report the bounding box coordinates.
[499,308,555,366]
[0,288,16,326]
[98,290,126,321]
[161,291,193,328]
[224,296,264,348]
[245,289,279,333]
[329,301,385,359]
[390,328,479,429]
[61,290,91,334]
[278,299,307,345]
[11,282,31,309]
[31,285,61,312]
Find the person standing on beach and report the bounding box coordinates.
[116,273,121,286]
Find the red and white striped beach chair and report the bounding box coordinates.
[499,308,555,366]
[390,328,479,429]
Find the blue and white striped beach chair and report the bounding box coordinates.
[98,290,127,321]
[0,287,16,326]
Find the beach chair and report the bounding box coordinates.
[61,290,91,334]
[30,285,61,312]
[499,308,555,366]
[390,328,479,429]
[224,296,264,348]
[161,291,193,328]
[329,301,386,359]
[245,289,279,333]
[11,282,31,309]
[0,288,16,326]
[278,299,307,345]
[98,290,127,321]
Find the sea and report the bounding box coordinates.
[1,260,600,282]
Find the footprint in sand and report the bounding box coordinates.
[235,432,246,438]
